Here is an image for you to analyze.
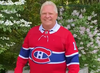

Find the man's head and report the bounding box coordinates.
[40,1,58,14]
[40,1,58,30]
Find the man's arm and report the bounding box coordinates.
[14,56,28,73]
[65,32,80,73]
[14,32,30,73]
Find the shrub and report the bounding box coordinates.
[58,6,100,73]
[0,0,32,71]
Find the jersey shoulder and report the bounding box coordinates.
[57,26,72,37]
[28,25,40,34]
[60,26,71,33]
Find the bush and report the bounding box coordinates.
[86,3,100,29]
[58,6,100,73]
[0,0,32,72]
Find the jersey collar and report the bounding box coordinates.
[39,21,60,34]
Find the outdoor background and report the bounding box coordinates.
[0,0,100,73]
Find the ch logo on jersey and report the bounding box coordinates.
[31,47,52,64]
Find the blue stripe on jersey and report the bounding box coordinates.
[66,53,79,66]
[29,49,66,64]
[19,47,30,59]
[49,52,65,62]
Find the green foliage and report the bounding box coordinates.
[86,3,100,29]
[0,0,32,72]
[0,4,24,11]
[20,0,41,27]
[58,5,100,73]
[0,50,18,70]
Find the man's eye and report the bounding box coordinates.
[49,13,53,15]
[42,13,46,15]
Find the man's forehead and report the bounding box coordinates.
[41,5,55,12]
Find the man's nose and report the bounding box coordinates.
[45,13,50,17]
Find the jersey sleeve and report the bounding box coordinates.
[14,32,30,73]
[65,31,80,73]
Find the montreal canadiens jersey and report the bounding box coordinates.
[14,22,80,73]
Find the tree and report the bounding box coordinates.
[0,0,32,71]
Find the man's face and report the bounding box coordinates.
[40,5,58,30]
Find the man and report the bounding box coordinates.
[14,1,80,73]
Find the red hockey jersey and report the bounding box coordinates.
[14,23,80,73]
